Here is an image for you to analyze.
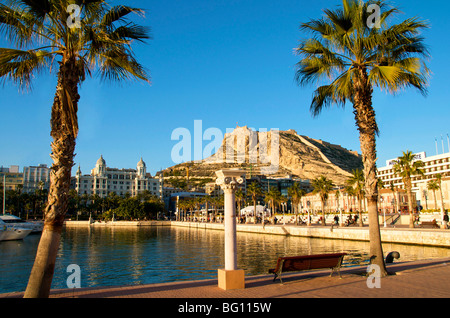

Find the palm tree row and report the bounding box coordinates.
[311,150,429,228]
[176,195,224,222]
[67,190,164,221]
[427,174,446,214]
[0,184,48,219]
[176,182,307,223]
[248,182,305,219]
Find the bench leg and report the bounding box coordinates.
[330,267,342,278]
[279,273,284,284]
[273,271,284,284]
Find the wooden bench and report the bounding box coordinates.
[420,220,440,228]
[269,253,347,283]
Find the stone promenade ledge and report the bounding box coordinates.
[64,220,450,247]
[2,257,449,298]
[171,222,450,248]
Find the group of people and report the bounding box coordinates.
[344,214,359,226]
[329,214,358,226]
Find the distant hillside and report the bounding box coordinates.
[164,126,363,186]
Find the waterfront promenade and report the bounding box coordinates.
[2,257,449,298]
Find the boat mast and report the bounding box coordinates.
[2,174,5,215]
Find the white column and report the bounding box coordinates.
[223,186,237,270]
[215,169,245,290]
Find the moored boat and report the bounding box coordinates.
[0,214,44,233]
[0,219,33,241]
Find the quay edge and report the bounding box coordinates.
[170,221,450,248]
[63,220,450,248]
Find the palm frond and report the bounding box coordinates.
[111,24,151,43]
[296,0,430,118]
[0,47,52,90]
[1,0,151,89]
[97,48,150,83]
[13,0,51,20]
[0,3,34,48]
[101,5,144,27]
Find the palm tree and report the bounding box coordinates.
[335,188,343,226]
[393,151,425,228]
[427,180,439,211]
[0,1,150,298]
[264,186,279,218]
[346,169,365,226]
[344,184,356,213]
[202,195,212,221]
[193,197,203,221]
[389,181,398,213]
[215,195,224,222]
[235,189,244,218]
[434,174,446,222]
[311,176,334,225]
[177,199,187,222]
[288,182,305,224]
[247,182,262,223]
[295,0,430,275]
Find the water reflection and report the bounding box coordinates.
[0,226,449,293]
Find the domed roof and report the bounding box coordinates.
[96,155,106,166]
[137,157,146,167]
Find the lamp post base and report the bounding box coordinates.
[218,269,245,290]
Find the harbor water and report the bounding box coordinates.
[1,226,449,294]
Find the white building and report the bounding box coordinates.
[377,151,450,208]
[72,156,161,198]
[23,164,51,193]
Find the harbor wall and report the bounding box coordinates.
[171,221,450,248]
[64,220,171,227]
[63,220,450,247]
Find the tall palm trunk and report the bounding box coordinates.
[404,176,415,228]
[432,190,438,211]
[438,182,445,212]
[358,195,364,226]
[253,198,257,224]
[320,199,326,225]
[353,68,387,276]
[294,200,298,225]
[24,57,80,298]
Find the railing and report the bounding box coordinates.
[384,214,401,225]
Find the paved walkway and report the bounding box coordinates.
[2,257,449,299]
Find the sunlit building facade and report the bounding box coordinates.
[72,156,161,198]
[376,151,450,208]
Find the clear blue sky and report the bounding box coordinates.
[0,0,449,176]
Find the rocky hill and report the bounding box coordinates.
[164,126,362,186]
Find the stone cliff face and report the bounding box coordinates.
[166,126,362,185]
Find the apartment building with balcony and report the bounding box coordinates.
[376,151,450,209]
